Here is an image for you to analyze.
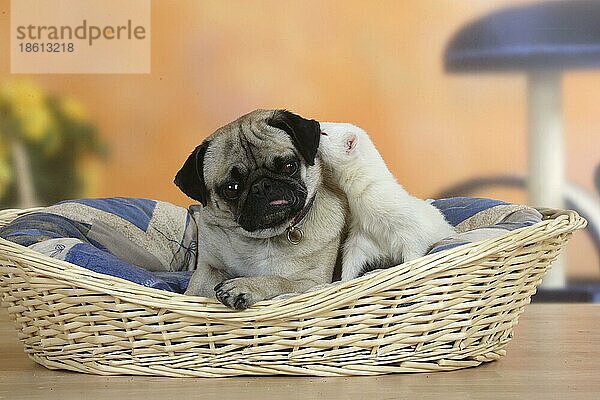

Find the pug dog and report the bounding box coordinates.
[175,109,346,309]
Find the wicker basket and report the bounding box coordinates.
[0,207,586,377]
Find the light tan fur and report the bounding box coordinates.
[180,110,347,308]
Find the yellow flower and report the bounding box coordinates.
[0,80,45,116]
[0,80,53,143]
[22,105,54,142]
[60,97,88,122]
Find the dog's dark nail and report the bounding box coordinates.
[215,289,230,305]
[233,294,248,310]
[214,282,225,292]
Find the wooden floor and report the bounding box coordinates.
[0,304,598,400]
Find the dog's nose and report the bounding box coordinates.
[251,178,273,197]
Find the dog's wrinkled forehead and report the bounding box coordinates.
[203,111,297,185]
[174,109,321,206]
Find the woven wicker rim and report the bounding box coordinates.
[0,207,587,322]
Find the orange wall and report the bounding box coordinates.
[0,0,598,277]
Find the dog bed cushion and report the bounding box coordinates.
[0,197,542,293]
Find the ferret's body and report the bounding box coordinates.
[319,122,455,281]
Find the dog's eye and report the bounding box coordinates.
[281,161,298,175]
[222,182,241,199]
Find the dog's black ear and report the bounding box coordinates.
[268,110,321,166]
[174,140,211,206]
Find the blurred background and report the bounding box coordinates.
[0,1,598,285]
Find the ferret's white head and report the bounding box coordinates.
[318,122,365,167]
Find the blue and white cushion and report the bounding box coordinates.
[0,197,542,294]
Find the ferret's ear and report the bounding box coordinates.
[344,133,358,155]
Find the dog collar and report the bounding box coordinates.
[286,194,316,245]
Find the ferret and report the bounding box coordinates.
[318,122,455,281]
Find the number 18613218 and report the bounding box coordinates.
[19,42,75,52]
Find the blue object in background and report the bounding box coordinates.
[444,0,600,71]
[443,0,600,290]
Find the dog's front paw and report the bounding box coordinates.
[214,278,258,309]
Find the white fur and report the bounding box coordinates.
[318,122,455,281]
